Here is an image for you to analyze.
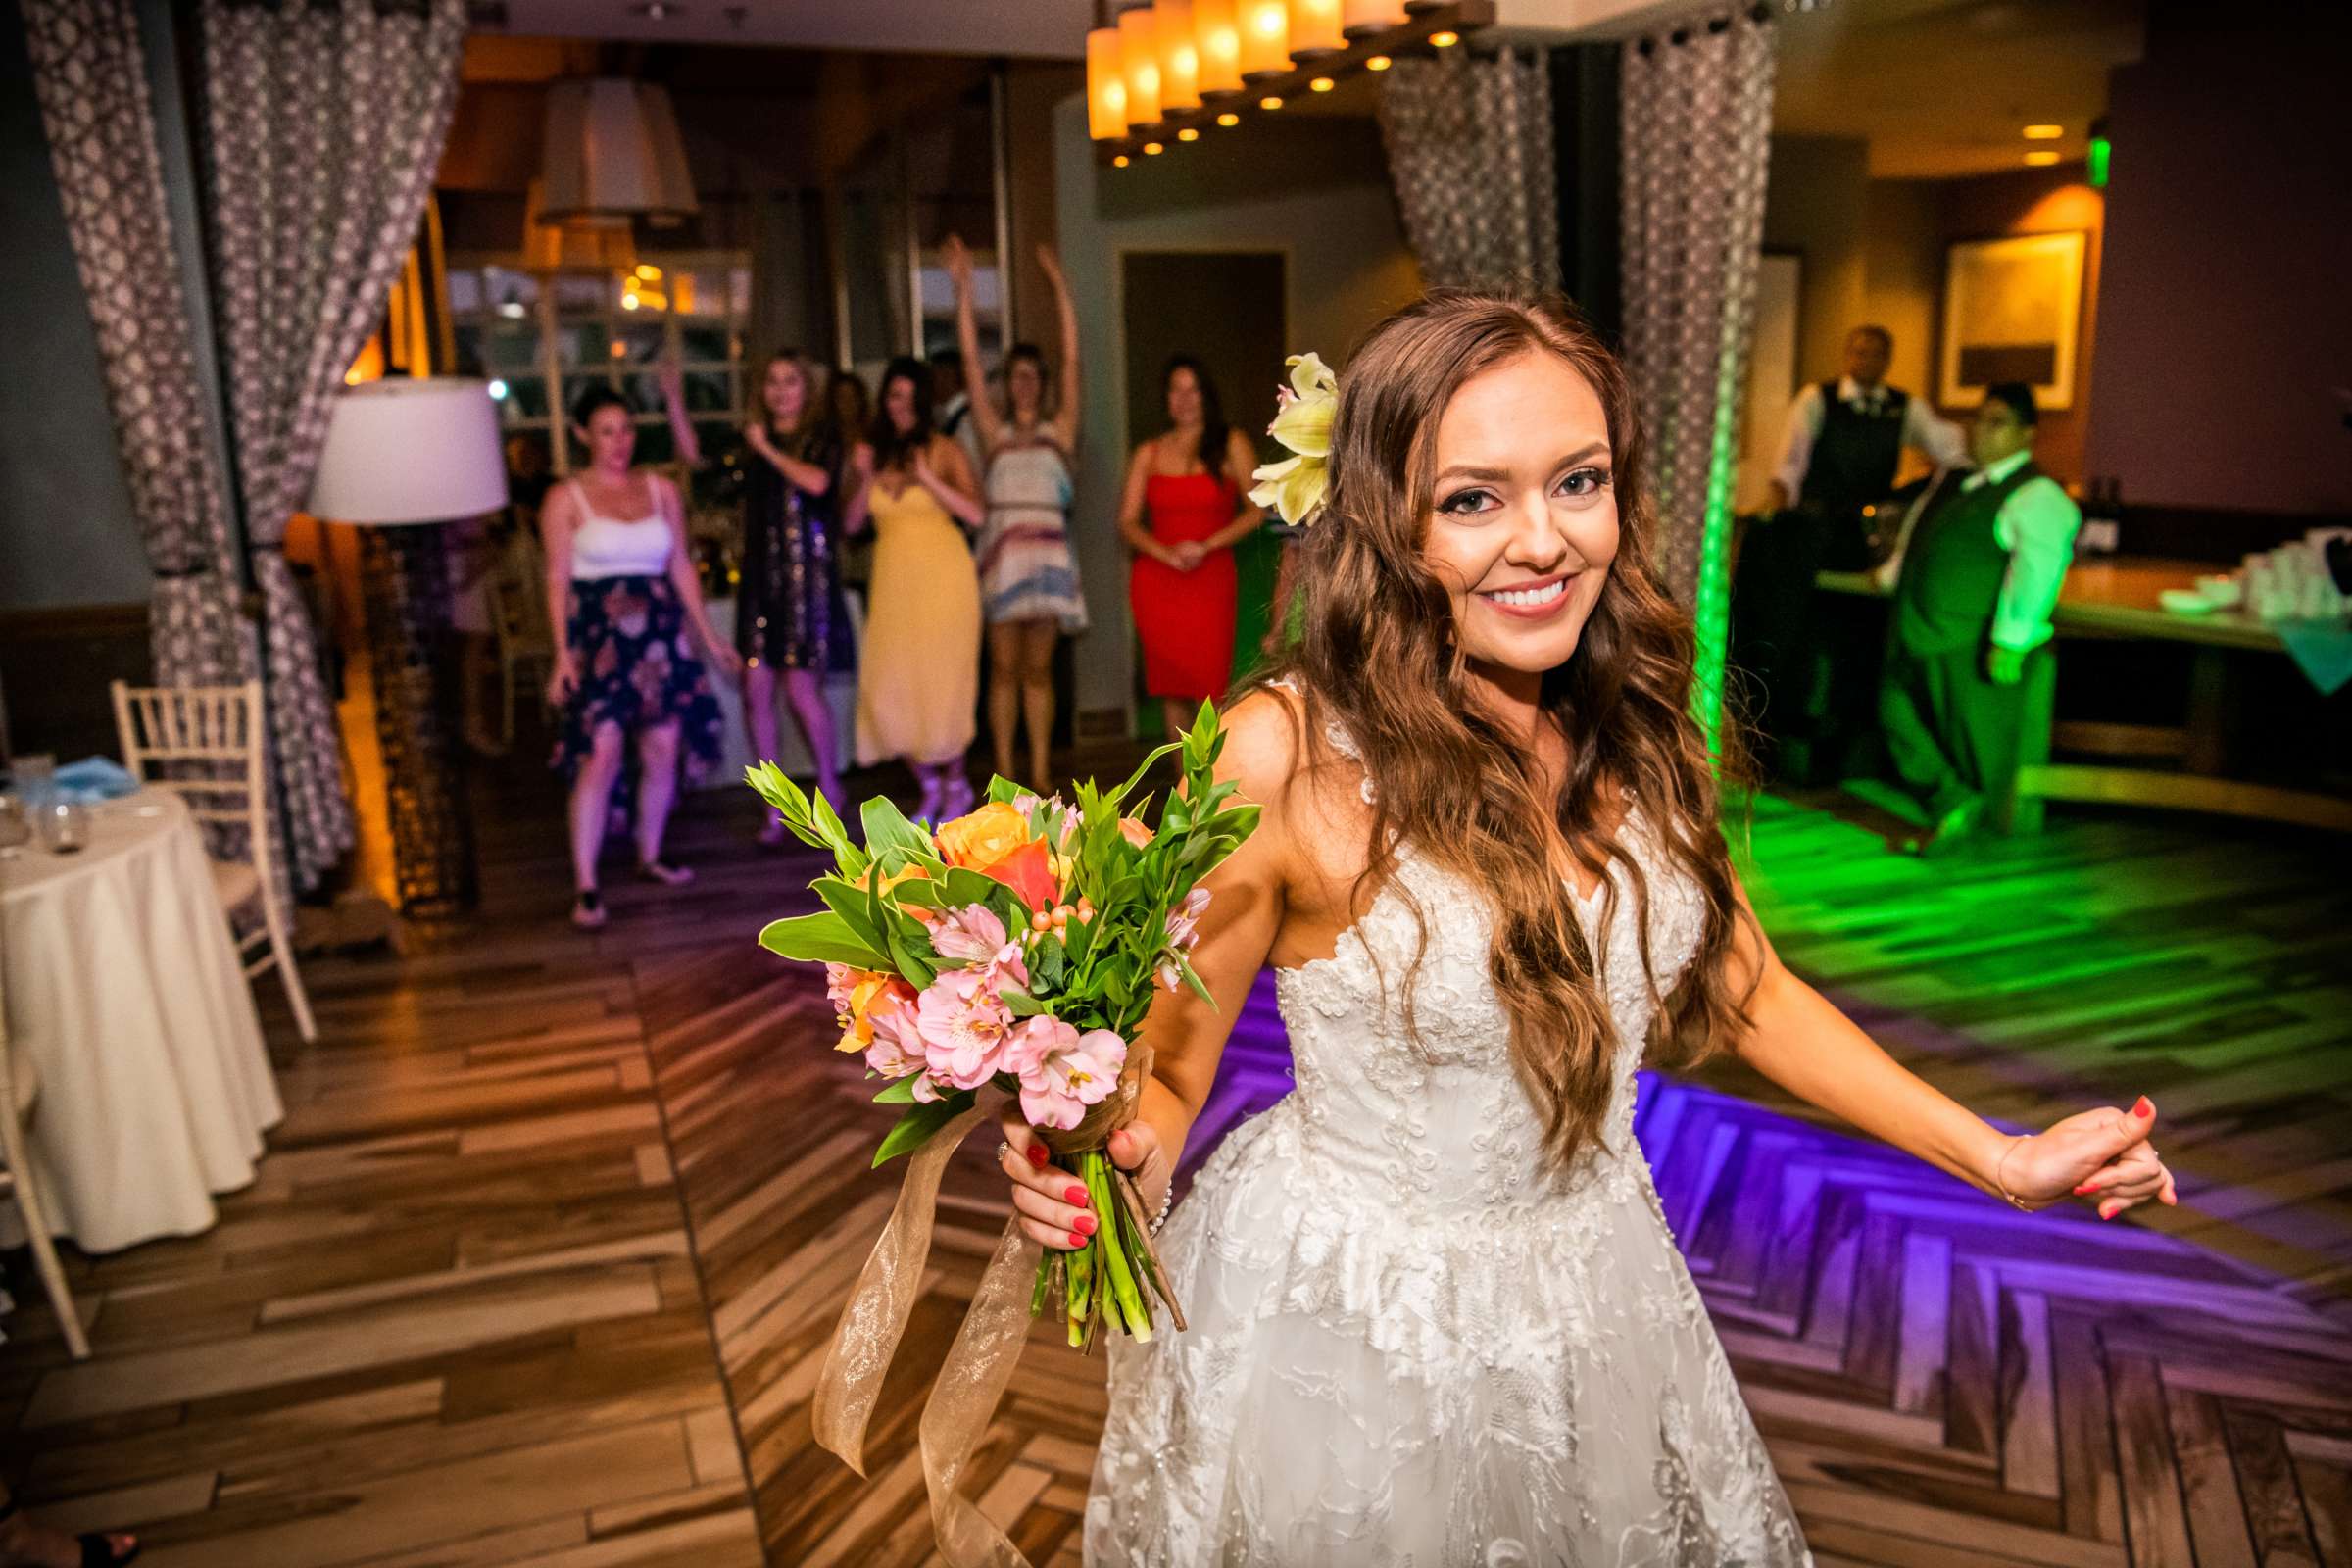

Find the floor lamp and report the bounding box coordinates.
[309,378,509,918]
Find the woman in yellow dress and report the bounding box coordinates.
[845,355,987,821]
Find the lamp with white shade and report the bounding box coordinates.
[309,377,509,917]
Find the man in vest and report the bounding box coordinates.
[1738,325,1965,783]
[1878,381,2082,855]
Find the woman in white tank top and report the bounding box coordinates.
[543,387,741,930]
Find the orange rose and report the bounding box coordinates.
[1118,817,1154,850]
[935,802,1036,870]
[935,801,1059,911]
[981,838,1060,912]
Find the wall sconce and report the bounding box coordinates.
[1087,24,1130,140]
[1099,0,1494,165]
[1119,5,1164,127]
[1158,0,1202,111]
[1288,0,1346,55]
[1193,0,1245,94]
[1238,0,1290,77]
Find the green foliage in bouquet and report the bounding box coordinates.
[747,701,1257,1346]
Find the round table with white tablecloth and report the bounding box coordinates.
[0,787,283,1252]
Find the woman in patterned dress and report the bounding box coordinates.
[942,235,1091,787]
[543,387,737,930]
[737,349,848,844]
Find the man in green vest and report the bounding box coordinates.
[1879,381,2081,856]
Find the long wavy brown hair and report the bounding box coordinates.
[1251,289,1758,1171]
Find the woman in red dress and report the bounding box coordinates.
[1118,356,1263,735]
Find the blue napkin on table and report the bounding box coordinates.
[2277,618,2352,697]
[50,756,141,804]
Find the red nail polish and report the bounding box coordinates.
[1073,1212,1098,1236]
[2132,1096,2154,1119]
[2074,1183,2096,1196]
[1025,1144,1048,1167]
[1066,1185,1090,1205]
[1067,1230,1086,1249]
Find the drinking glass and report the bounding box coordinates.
[35,799,89,855]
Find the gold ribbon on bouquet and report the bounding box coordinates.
[809,1102,1041,1567]
[810,1050,1161,1568]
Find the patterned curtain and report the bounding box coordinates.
[197,0,467,891]
[1619,12,1778,609]
[1377,47,1559,291]
[21,0,253,692]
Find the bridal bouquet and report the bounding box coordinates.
[749,701,1257,1349]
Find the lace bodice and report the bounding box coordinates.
[1085,696,1811,1566]
[1271,691,1705,1222]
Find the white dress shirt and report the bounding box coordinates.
[1772,375,1969,503]
[1876,449,2082,653]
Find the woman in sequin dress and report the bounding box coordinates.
[737,350,848,844]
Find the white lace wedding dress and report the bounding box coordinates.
[1086,726,1813,1566]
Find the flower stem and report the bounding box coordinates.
[1086,1152,1152,1344]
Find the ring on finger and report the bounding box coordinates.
[997,1141,1011,1163]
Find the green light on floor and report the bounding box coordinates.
[2087,135,2110,188]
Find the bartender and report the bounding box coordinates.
[1877,381,2081,855]
[1737,325,1966,782]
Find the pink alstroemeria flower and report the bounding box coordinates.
[913,966,1017,1090]
[929,903,1028,985]
[1159,886,1212,990]
[1010,1016,1128,1131]
[863,1002,926,1081]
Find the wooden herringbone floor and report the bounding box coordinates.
[4,756,2348,1567]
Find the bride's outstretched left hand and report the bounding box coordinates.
[2000,1096,2179,1219]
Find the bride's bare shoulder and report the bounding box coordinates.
[1217,683,1372,885]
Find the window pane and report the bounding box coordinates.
[679,323,730,364]
[554,273,612,310]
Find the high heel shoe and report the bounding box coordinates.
[570,890,607,930]
[636,859,695,888]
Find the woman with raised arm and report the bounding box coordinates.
[543,386,736,930]
[735,349,848,842]
[843,356,987,823]
[993,292,2174,1562]
[943,235,1091,788]
[1118,356,1261,738]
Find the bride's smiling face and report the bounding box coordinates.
[1419,350,1619,677]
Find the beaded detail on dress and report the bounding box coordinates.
[1083,695,1811,1567]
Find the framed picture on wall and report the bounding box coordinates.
[1936,230,2086,412]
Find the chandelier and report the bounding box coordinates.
[1087,0,1497,164]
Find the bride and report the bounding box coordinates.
[995,291,2173,1565]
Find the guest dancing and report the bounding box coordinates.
[737,348,849,843]
[845,356,987,822]
[943,234,1090,787]
[543,386,735,931]
[1118,356,1262,736]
